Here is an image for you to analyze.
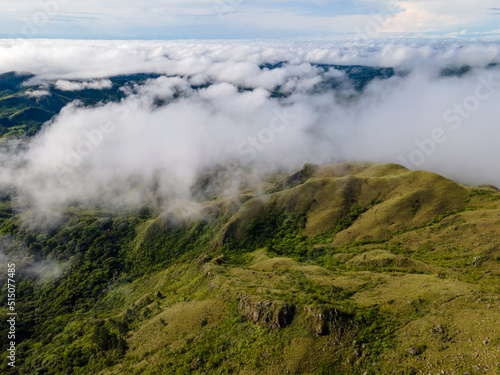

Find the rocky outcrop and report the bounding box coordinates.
[304,306,341,336]
[237,296,343,334]
[238,296,295,329]
[285,163,319,188]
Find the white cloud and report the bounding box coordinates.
[2,39,500,81]
[198,82,238,99]
[55,79,112,91]
[25,89,50,97]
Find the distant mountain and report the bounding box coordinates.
[0,72,159,138]
[0,64,395,139]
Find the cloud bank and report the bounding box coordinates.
[2,39,500,80]
[25,89,50,98]
[54,79,112,91]
[0,39,500,219]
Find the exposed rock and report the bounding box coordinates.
[430,325,445,334]
[406,345,421,356]
[285,163,319,187]
[238,296,295,329]
[304,306,340,336]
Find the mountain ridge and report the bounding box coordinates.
[2,161,500,374]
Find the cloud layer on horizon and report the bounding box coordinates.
[2,39,500,80]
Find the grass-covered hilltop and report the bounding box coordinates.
[2,161,500,374]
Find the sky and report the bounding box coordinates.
[1,0,500,39]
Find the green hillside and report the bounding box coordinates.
[0,72,161,138]
[1,162,500,374]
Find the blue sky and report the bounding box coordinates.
[1,0,500,39]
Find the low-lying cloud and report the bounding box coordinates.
[25,89,50,98]
[0,236,66,281]
[54,79,112,91]
[1,38,500,220]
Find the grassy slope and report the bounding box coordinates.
[2,162,500,374]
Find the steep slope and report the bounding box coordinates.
[1,162,500,374]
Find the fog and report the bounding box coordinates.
[0,235,66,281]
[1,38,500,219]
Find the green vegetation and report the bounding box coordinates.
[0,72,163,138]
[2,162,500,374]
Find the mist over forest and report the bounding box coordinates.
[1,39,500,221]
